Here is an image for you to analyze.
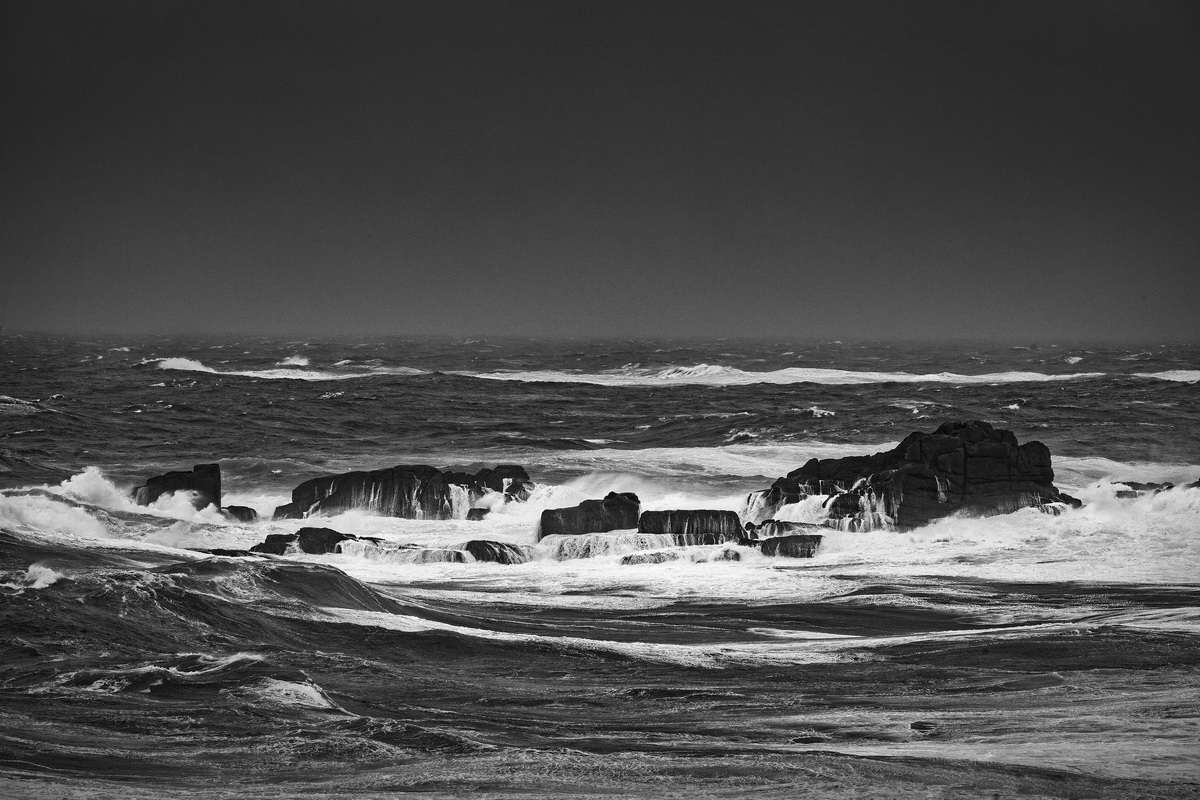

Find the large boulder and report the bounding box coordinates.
[537,492,640,540]
[637,510,742,541]
[272,464,533,520]
[461,540,534,565]
[221,505,258,523]
[250,527,357,555]
[760,534,823,558]
[746,421,1076,530]
[132,463,221,510]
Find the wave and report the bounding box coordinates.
[461,363,1109,386]
[1133,370,1200,383]
[149,357,425,382]
[277,355,310,367]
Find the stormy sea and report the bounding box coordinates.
[1,334,1198,799]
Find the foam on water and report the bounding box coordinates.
[1133,369,1200,383]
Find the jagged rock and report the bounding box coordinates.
[461,540,534,564]
[249,527,357,556]
[466,508,490,521]
[199,548,263,558]
[760,534,823,558]
[272,464,534,520]
[637,510,741,541]
[132,463,221,510]
[221,505,258,523]
[746,421,1075,531]
[537,492,640,540]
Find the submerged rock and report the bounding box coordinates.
[460,540,534,565]
[466,508,490,521]
[637,510,741,541]
[760,534,823,558]
[132,463,221,510]
[620,550,682,566]
[1114,480,1174,499]
[272,464,533,520]
[221,505,258,523]
[745,421,1076,531]
[537,492,640,540]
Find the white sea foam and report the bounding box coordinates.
[462,363,1108,386]
[277,355,310,366]
[152,357,424,382]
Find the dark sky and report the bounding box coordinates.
[2,1,1198,339]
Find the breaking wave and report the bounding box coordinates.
[463,363,1110,386]
[150,357,425,382]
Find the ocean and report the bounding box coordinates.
[2,334,1199,798]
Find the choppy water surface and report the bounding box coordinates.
[2,334,1199,798]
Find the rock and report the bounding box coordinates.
[755,520,827,539]
[221,505,258,523]
[250,534,297,556]
[466,508,490,521]
[637,510,742,541]
[296,527,356,554]
[746,421,1074,530]
[537,492,640,540]
[249,527,357,556]
[1114,481,1174,499]
[621,551,682,566]
[199,548,263,558]
[461,540,534,565]
[272,464,534,520]
[703,548,742,562]
[760,534,823,558]
[132,463,221,510]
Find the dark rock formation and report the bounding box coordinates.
[637,510,741,541]
[221,505,258,523]
[746,421,1076,531]
[621,551,681,566]
[466,508,490,521]
[461,540,534,565]
[272,464,534,520]
[199,548,263,558]
[760,534,823,558]
[537,492,640,540]
[250,527,357,556]
[132,463,221,510]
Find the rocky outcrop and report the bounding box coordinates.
[221,505,258,523]
[466,508,490,521]
[753,520,827,539]
[461,540,534,565]
[637,510,741,541]
[272,464,533,520]
[250,527,357,555]
[620,550,681,566]
[760,534,823,558]
[745,421,1076,531]
[132,463,221,510]
[537,492,639,540]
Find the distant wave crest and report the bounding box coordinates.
[1133,370,1200,383]
[150,357,424,382]
[463,363,1109,386]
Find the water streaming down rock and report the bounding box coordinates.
[539,531,738,560]
[249,527,361,555]
[272,464,533,520]
[336,539,467,564]
[637,509,742,540]
[537,492,640,539]
[743,420,1078,530]
[459,540,535,565]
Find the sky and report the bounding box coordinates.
[2,1,1198,340]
